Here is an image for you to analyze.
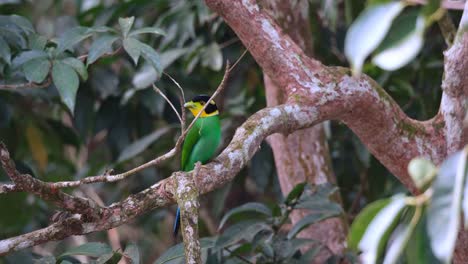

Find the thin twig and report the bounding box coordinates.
[0,77,52,90]
[163,72,186,132]
[152,85,183,125]
[182,61,232,143]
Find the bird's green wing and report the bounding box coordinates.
[181,123,200,171]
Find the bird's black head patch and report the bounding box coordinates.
[191,94,218,114]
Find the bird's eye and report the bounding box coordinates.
[200,102,205,105]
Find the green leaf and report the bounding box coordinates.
[359,195,407,264]
[344,2,405,74]
[23,58,50,83]
[373,13,425,71]
[34,256,56,264]
[201,42,223,71]
[12,50,48,68]
[9,15,34,33]
[96,252,119,264]
[405,215,440,264]
[382,207,421,264]
[138,42,163,75]
[28,34,48,50]
[215,220,271,250]
[299,246,322,263]
[117,127,171,163]
[218,202,272,230]
[123,37,141,65]
[56,27,94,54]
[59,242,112,258]
[294,184,342,213]
[273,238,317,260]
[428,148,468,263]
[123,37,162,75]
[119,17,135,38]
[154,237,215,264]
[348,198,392,251]
[0,36,11,64]
[129,26,166,37]
[52,61,80,113]
[287,210,341,239]
[160,48,189,69]
[123,243,140,264]
[285,182,307,205]
[407,157,437,190]
[62,57,88,81]
[87,35,119,65]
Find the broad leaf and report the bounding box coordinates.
[154,237,215,264]
[123,243,140,264]
[285,182,307,205]
[35,256,56,264]
[201,42,222,71]
[62,57,88,81]
[287,211,341,239]
[428,148,468,263]
[9,15,34,33]
[405,215,440,264]
[348,198,392,250]
[123,37,141,65]
[359,195,407,264]
[129,26,166,37]
[12,50,48,68]
[0,36,11,64]
[23,58,50,83]
[215,220,271,250]
[59,242,112,258]
[119,17,135,37]
[117,127,171,163]
[87,35,119,65]
[52,61,79,112]
[382,208,421,264]
[218,202,272,230]
[138,41,163,75]
[96,252,118,264]
[344,2,405,74]
[56,27,94,54]
[373,13,425,71]
[28,34,48,50]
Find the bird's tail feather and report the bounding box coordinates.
[173,207,181,237]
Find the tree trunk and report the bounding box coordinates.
[260,0,347,261]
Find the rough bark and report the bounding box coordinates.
[260,0,346,260]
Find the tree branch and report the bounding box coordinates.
[0,143,103,219]
[205,0,451,193]
[438,1,468,155]
[176,162,202,264]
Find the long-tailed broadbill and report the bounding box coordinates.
[173,94,221,236]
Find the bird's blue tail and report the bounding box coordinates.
[173,207,180,237]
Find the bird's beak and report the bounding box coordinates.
[184,101,196,109]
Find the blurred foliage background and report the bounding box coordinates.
[0,0,456,262]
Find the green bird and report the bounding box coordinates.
[173,94,222,236]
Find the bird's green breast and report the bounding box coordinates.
[182,115,221,171]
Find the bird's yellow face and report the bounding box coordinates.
[184,95,219,117]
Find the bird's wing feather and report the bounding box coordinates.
[181,122,200,171]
